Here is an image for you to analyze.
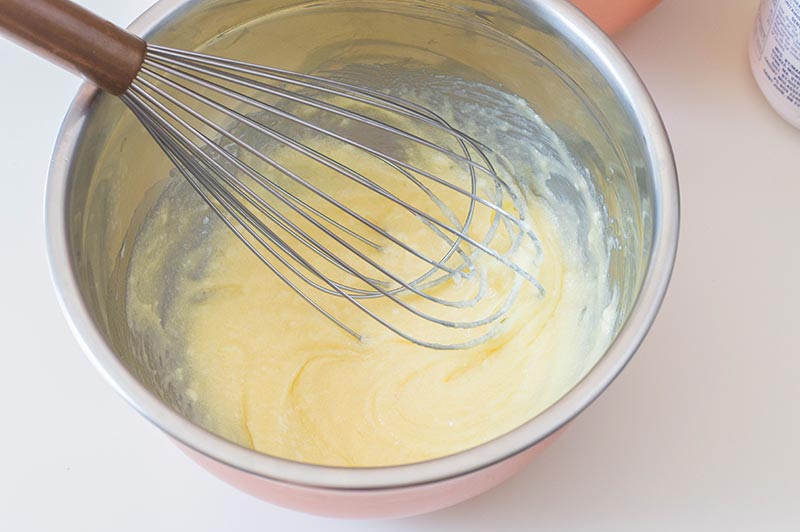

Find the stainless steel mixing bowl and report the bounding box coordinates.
[45,0,679,518]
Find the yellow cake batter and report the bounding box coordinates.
[126,80,617,467]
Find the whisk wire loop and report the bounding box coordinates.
[120,44,545,349]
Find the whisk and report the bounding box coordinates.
[1,0,544,349]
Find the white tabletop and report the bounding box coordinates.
[1,0,798,530]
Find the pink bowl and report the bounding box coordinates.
[570,0,662,34]
[178,433,561,518]
[46,0,678,519]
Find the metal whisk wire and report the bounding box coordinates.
[120,44,544,349]
[0,0,547,349]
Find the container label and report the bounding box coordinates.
[754,0,800,109]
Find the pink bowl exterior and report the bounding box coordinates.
[570,0,662,34]
[43,0,678,521]
[176,431,561,519]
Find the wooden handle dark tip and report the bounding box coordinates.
[0,0,146,95]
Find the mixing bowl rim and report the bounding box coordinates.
[45,0,679,490]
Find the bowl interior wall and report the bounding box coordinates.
[65,0,654,415]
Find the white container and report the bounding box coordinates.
[750,0,800,129]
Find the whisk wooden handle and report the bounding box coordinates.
[0,0,146,95]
